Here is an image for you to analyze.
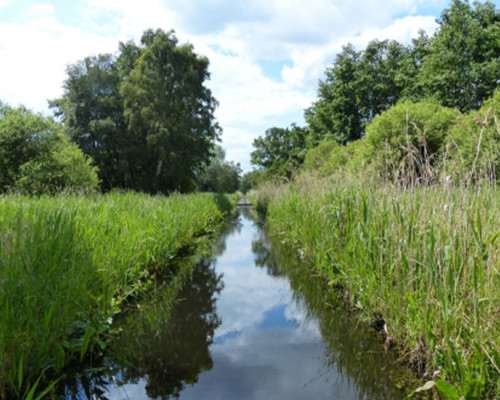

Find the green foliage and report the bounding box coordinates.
[304,139,371,176]
[447,89,500,182]
[365,100,459,183]
[50,54,127,191]
[0,104,98,194]
[305,40,413,145]
[305,1,499,147]
[212,192,233,215]
[321,140,371,176]
[53,29,220,194]
[418,0,500,111]
[239,170,268,194]
[303,140,340,171]
[305,44,362,145]
[121,29,220,193]
[250,124,308,179]
[0,192,229,398]
[198,146,241,193]
[15,136,98,194]
[265,176,500,398]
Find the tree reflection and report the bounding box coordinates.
[212,210,243,256]
[61,257,223,400]
[114,259,223,399]
[252,230,284,277]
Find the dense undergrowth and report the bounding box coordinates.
[0,191,234,399]
[252,176,500,399]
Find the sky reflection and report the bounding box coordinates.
[98,210,408,400]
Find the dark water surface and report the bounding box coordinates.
[63,208,412,399]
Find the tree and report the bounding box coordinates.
[0,104,98,194]
[198,146,241,193]
[50,54,127,190]
[121,29,221,193]
[250,124,308,178]
[305,40,410,145]
[239,170,267,193]
[399,30,431,101]
[53,29,220,194]
[305,44,362,145]
[418,0,500,111]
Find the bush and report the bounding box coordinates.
[446,89,500,182]
[0,104,98,194]
[15,134,98,194]
[304,139,371,177]
[303,140,340,171]
[321,139,371,175]
[365,101,459,184]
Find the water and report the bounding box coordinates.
[63,208,413,399]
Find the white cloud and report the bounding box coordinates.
[27,3,54,16]
[0,0,444,170]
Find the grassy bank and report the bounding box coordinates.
[0,191,232,399]
[257,176,500,399]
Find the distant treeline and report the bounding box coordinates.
[0,29,240,195]
[247,0,500,186]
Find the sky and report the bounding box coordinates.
[0,0,498,171]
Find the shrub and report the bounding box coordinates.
[0,104,98,194]
[303,140,340,171]
[446,89,500,183]
[365,101,459,184]
[15,134,98,194]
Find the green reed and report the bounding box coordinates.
[263,175,500,399]
[0,191,229,399]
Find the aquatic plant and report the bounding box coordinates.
[266,174,500,398]
[0,192,228,398]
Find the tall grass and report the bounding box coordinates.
[0,191,229,399]
[263,175,500,398]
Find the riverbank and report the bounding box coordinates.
[252,175,500,399]
[0,192,235,399]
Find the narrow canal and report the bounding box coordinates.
[63,208,414,399]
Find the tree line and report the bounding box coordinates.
[0,29,241,195]
[249,0,500,186]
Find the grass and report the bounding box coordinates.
[0,191,231,399]
[259,174,500,399]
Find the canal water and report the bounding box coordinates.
[63,208,413,399]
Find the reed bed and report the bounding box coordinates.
[263,175,500,399]
[0,191,228,399]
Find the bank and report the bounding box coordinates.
[253,176,500,399]
[0,192,236,399]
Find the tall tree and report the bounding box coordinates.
[52,29,220,194]
[305,40,409,146]
[50,54,127,190]
[121,29,220,193]
[418,0,500,111]
[305,44,361,145]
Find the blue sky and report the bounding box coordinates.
[0,0,498,171]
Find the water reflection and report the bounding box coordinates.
[63,208,415,399]
[252,228,415,399]
[61,259,224,400]
[112,259,223,399]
